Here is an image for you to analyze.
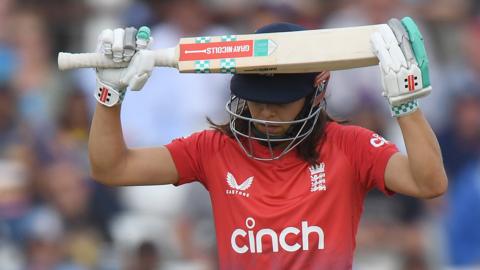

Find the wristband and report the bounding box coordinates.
[390,99,419,117]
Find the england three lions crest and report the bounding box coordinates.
[309,163,326,192]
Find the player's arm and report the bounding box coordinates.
[89,105,179,186]
[384,110,447,198]
[88,27,179,186]
[370,18,447,198]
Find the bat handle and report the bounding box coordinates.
[58,48,178,70]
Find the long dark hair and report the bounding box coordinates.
[207,108,336,165]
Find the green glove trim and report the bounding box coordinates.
[401,17,430,87]
[390,99,419,117]
[137,26,151,41]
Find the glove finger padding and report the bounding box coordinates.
[379,25,408,69]
[388,18,418,67]
[401,17,431,87]
[112,28,126,63]
[370,18,432,116]
[123,27,137,62]
[371,31,405,98]
[97,29,114,57]
[135,26,153,50]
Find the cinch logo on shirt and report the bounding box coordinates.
[309,163,326,192]
[231,217,325,254]
[226,172,253,198]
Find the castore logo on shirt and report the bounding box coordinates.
[226,172,253,198]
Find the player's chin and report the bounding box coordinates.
[255,123,288,135]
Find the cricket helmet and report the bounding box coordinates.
[226,22,329,161]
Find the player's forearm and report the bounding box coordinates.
[88,104,128,183]
[397,110,448,197]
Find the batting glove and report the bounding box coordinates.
[95,26,155,107]
[370,17,432,117]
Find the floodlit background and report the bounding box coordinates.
[0,0,479,269]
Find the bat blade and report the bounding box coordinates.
[176,24,384,74]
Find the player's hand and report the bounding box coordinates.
[95,26,154,107]
[370,17,432,117]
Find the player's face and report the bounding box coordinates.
[247,98,306,135]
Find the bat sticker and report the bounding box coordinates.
[179,39,277,61]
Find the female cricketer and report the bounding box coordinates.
[89,19,447,269]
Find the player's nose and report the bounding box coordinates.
[257,104,277,118]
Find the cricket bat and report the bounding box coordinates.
[58,24,385,73]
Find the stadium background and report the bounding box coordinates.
[0,0,479,269]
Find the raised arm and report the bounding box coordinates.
[384,110,447,198]
[370,18,447,198]
[89,105,179,186]
[88,27,179,186]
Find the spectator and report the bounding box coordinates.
[39,90,91,169]
[10,8,69,134]
[23,207,86,270]
[0,84,29,157]
[0,1,478,268]
[438,86,480,181]
[444,159,480,267]
[128,241,160,270]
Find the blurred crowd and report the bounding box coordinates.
[0,0,479,269]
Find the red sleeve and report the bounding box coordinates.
[165,130,215,188]
[335,124,399,195]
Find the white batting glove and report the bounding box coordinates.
[95,26,154,107]
[370,19,432,117]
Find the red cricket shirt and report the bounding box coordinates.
[166,122,398,270]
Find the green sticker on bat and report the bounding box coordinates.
[254,39,277,57]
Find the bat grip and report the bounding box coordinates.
[58,48,177,70]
